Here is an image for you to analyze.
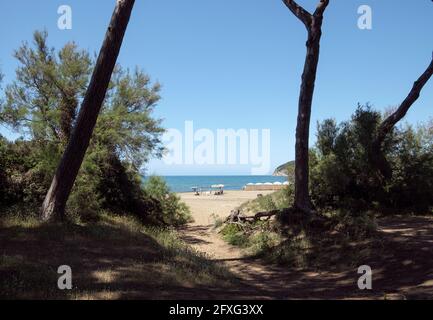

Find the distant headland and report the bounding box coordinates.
[273,161,295,178]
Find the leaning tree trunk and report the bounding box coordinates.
[283,0,329,214]
[41,0,136,221]
[372,54,433,180]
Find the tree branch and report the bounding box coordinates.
[372,52,433,179]
[314,0,330,17]
[282,0,312,28]
[377,53,433,144]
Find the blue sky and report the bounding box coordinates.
[0,0,432,175]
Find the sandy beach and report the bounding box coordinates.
[178,190,274,226]
[177,190,276,283]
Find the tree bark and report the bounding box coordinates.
[283,0,329,214]
[59,88,78,143]
[372,53,433,179]
[41,0,136,221]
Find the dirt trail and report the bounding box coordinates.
[178,191,433,299]
[178,191,267,261]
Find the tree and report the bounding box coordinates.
[316,118,338,157]
[282,0,330,214]
[1,31,91,144]
[41,0,136,221]
[311,109,433,212]
[0,31,164,218]
[372,53,433,179]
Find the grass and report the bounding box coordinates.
[0,212,236,299]
[221,189,380,271]
[239,187,293,214]
[210,213,224,229]
[220,224,250,247]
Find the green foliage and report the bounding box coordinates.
[311,105,384,208]
[386,123,433,211]
[220,224,249,247]
[273,161,295,181]
[2,31,91,143]
[143,176,193,226]
[0,138,60,208]
[0,31,188,227]
[220,104,431,269]
[95,66,164,169]
[316,118,338,157]
[240,186,294,214]
[330,209,378,239]
[311,105,433,213]
[221,201,378,269]
[249,231,281,255]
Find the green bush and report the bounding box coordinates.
[249,231,281,255]
[220,224,249,247]
[311,105,433,213]
[240,186,294,214]
[143,176,193,226]
[0,139,59,209]
[0,31,186,227]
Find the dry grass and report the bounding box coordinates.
[0,212,236,299]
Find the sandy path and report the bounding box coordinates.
[178,191,354,299]
[178,190,286,299]
[178,191,272,261]
[178,191,351,299]
[178,191,433,299]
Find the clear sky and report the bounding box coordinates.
[0,0,432,175]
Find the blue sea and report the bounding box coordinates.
[144,176,289,193]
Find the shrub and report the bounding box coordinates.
[240,186,294,214]
[220,224,249,247]
[0,139,58,209]
[143,176,193,226]
[311,105,433,213]
[0,31,171,226]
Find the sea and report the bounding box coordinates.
[144,176,289,193]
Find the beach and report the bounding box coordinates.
[178,190,274,225]
[177,190,274,268]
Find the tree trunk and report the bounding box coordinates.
[283,0,329,214]
[294,31,322,213]
[59,88,78,143]
[41,0,136,221]
[372,54,433,179]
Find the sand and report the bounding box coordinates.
[177,190,433,299]
[178,190,274,265]
[178,190,274,225]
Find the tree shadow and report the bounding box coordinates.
[1,215,432,299]
[0,221,247,299]
[233,215,433,299]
